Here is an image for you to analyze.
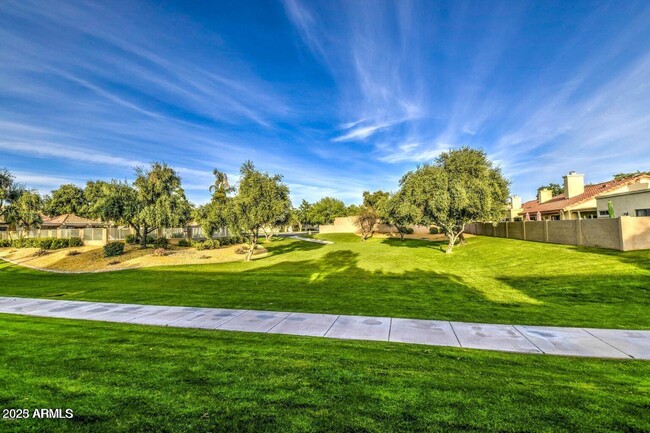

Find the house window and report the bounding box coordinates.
[636,209,650,217]
[599,210,609,216]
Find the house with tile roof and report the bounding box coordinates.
[517,172,650,220]
[40,213,106,229]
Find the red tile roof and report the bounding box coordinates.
[41,213,103,227]
[519,175,650,215]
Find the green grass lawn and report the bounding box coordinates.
[1,314,648,433]
[0,234,648,329]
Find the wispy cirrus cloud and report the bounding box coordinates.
[2,0,650,206]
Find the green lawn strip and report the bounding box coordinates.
[0,235,648,329]
[0,315,648,433]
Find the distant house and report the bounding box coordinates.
[518,172,650,220]
[40,213,106,229]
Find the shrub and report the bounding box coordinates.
[429,227,440,235]
[32,249,49,257]
[196,239,220,250]
[153,236,169,249]
[171,232,185,239]
[205,239,220,249]
[220,237,231,246]
[0,239,12,248]
[152,248,167,257]
[50,238,69,249]
[68,237,83,247]
[39,238,54,249]
[177,239,191,247]
[103,242,125,258]
[125,234,155,245]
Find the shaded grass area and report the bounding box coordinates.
[0,234,648,328]
[1,315,648,433]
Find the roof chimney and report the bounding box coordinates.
[563,172,584,199]
[510,195,522,210]
[538,188,553,203]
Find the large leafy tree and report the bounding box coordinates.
[355,190,389,241]
[384,190,419,241]
[400,147,509,253]
[6,191,43,234]
[308,197,347,225]
[86,180,139,231]
[0,168,25,223]
[227,161,291,261]
[44,184,87,217]
[132,163,192,247]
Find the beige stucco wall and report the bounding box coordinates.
[580,218,621,250]
[525,221,545,242]
[597,189,650,218]
[547,220,578,245]
[620,216,650,251]
[465,217,649,251]
[508,222,524,239]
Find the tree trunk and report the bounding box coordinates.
[140,225,148,248]
[399,231,404,241]
[445,227,466,253]
[245,232,258,262]
[445,234,456,253]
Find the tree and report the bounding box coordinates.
[295,200,312,231]
[194,168,233,238]
[355,190,389,241]
[308,197,347,225]
[384,190,419,241]
[132,163,192,247]
[400,147,509,253]
[226,161,291,261]
[613,171,650,181]
[209,169,234,201]
[345,204,361,216]
[43,184,87,216]
[0,168,25,222]
[537,183,563,196]
[86,180,140,231]
[6,191,43,234]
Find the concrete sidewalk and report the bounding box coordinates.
[1,296,648,359]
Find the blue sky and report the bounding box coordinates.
[1,0,650,205]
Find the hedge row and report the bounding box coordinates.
[183,235,247,250]
[0,237,83,249]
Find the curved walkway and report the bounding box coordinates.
[0,296,648,359]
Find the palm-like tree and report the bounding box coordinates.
[209,169,232,202]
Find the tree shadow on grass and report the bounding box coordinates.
[379,237,447,251]
[264,238,327,257]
